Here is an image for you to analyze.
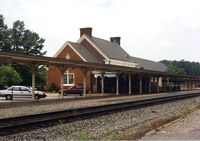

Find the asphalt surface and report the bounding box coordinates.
[1,90,200,109]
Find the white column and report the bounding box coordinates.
[81,68,88,97]
[58,66,68,99]
[116,72,120,95]
[83,73,86,97]
[164,77,167,92]
[157,76,159,93]
[29,64,39,101]
[181,79,183,91]
[32,69,36,101]
[140,74,142,94]
[170,78,172,91]
[149,76,151,93]
[101,71,105,96]
[60,72,64,99]
[189,79,191,90]
[128,73,132,94]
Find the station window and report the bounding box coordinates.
[63,73,74,86]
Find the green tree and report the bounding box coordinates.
[0,14,11,52]
[160,59,200,76]
[159,60,171,66]
[11,20,25,53]
[11,20,47,55]
[191,65,200,76]
[167,65,186,74]
[10,63,46,86]
[11,63,31,86]
[37,66,46,85]
[0,64,22,86]
[0,14,48,87]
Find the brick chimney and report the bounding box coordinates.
[80,27,92,38]
[110,37,121,46]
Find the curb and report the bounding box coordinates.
[145,108,200,136]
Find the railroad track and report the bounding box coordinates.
[0,92,199,136]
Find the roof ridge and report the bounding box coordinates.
[131,56,159,63]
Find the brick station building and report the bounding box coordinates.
[46,27,196,94]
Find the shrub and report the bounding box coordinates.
[48,82,56,92]
[55,87,60,92]
[78,83,83,86]
[43,88,48,92]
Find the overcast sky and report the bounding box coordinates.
[1,0,200,62]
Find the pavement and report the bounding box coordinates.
[1,90,200,109]
[140,108,200,140]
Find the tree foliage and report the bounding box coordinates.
[0,64,22,85]
[48,82,56,92]
[167,65,186,74]
[0,14,47,55]
[159,59,200,76]
[0,14,47,87]
[11,20,46,55]
[10,63,46,86]
[0,14,11,52]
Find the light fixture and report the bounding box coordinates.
[45,65,50,70]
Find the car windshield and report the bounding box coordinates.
[7,87,13,91]
[69,86,74,89]
[77,86,83,89]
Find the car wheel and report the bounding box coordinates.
[6,95,12,100]
[63,92,67,96]
[35,95,39,100]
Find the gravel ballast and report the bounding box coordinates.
[0,96,200,140]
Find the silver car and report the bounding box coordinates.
[0,86,46,100]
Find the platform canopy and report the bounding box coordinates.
[0,51,200,100]
[0,51,199,79]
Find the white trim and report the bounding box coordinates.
[63,84,74,86]
[53,41,68,57]
[53,41,87,62]
[77,34,109,60]
[104,59,138,68]
[66,53,70,59]
[92,70,114,74]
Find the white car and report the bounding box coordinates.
[0,86,46,100]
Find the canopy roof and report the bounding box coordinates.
[0,51,199,79]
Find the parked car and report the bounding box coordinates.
[0,86,47,100]
[59,85,89,96]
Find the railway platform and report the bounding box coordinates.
[0,90,200,109]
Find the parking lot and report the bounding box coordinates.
[0,93,85,103]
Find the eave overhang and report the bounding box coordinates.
[0,51,200,80]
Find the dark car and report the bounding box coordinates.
[59,85,89,96]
